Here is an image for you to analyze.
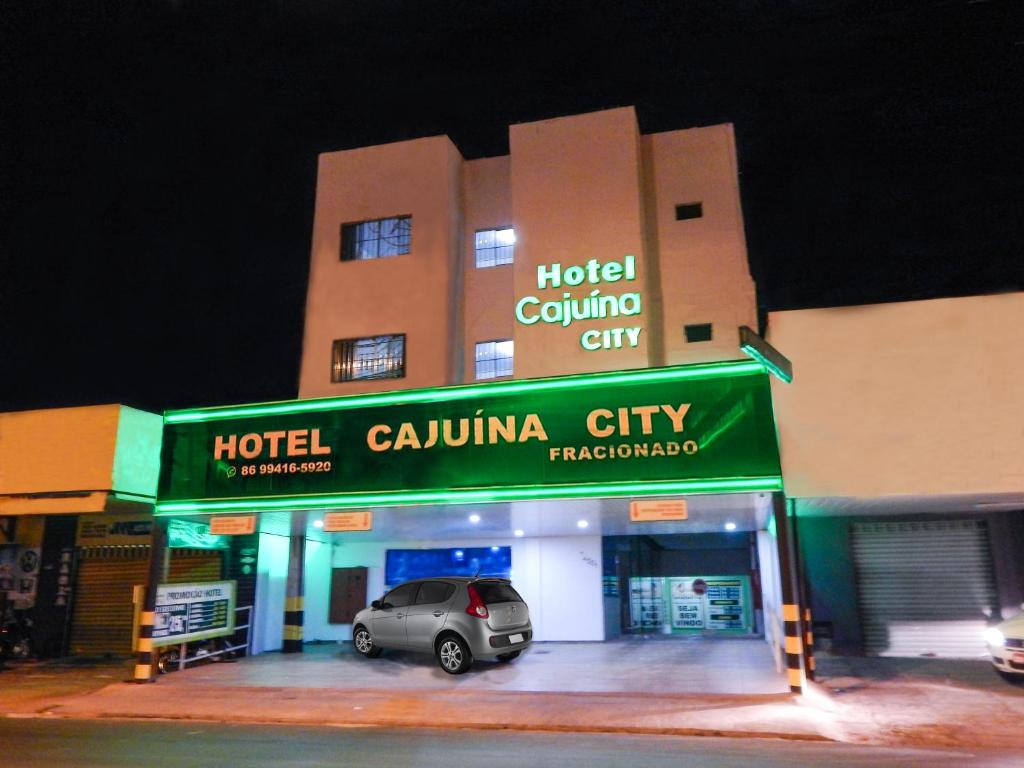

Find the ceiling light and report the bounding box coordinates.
[490,546,500,553]
[724,521,737,531]
[313,519,324,529]
[514,529,524,537]
[469,513,481,523]
[577,520,589,529]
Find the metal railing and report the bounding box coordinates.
[170,604,252,672]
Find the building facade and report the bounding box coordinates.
[0,405,255,659]
[161,108,793,680]
[768,293,1024,657]
[151,106,1022,687]
[299,106,756,397]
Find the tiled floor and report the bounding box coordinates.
[176,636,788,695]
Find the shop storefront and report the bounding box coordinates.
[0,404,257,659]
[153,357,810,689]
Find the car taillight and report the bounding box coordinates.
[465,584,489,619]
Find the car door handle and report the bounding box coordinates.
[396,613,404,619]
[432,611,444,617]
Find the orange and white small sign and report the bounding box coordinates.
[323,511,373,532]
[209,515,257,535]
[629,500,688,522]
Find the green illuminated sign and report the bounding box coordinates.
[514,255,644,351]
[156,360,782,515]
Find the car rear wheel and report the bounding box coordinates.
[496,650,521,662]
[437,635,472,675]
[353,627,381,658]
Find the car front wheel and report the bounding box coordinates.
[353,627,382,658]
[437,635,472,675]
[996,668,1024,685]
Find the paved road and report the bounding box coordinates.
[1,719,1020,768]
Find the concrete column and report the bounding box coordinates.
[772,493,806,694]
[133,517,167,682]
[282,511,306,653]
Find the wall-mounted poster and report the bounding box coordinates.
[628,577,664,629]
[669,578,706,629]
[0,545,40,609]
[631,575,752,634]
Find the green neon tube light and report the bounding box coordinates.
[740,344,792,384]
[164,359,766,424]
[155,475,784,515]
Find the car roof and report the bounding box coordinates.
[392,576,511,585]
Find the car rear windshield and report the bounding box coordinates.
[474,581,522,605]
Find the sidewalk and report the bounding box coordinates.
[3,648,1023,749]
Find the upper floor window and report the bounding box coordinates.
[475,227,515,268]
[475,339,513,380]
[332,334,405,382]
[684,323,713,343]
[341,216,411,261]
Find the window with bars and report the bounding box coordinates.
[475,339,513,380]
[332,334,406,382]
[341,216,412,261]
[474,227,515,268]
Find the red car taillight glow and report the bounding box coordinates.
[465,584,489,619]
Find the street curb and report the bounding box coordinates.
[23,710,836,743]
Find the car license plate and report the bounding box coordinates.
[509,633,524,644]
[1012,652,1024,664]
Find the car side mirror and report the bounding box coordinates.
[370,600,381,610]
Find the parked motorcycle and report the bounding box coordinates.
[0,608,33,661]
[157,635,236,674]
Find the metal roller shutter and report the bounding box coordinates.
[851,519,998,658]
[69,547,225,657]
[69,546,149,657]
[168,549,224,584]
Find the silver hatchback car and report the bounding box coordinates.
[351,577,532,674]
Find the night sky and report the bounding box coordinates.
[3,1,1022,414]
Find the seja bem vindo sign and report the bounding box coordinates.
[156,361,782,514]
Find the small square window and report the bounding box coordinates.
[684,323,713,343]
[475,339,514,380]
[332,334,405,382]
[675,202,703,221]
[341,216,411,261]
[475,227,515,268]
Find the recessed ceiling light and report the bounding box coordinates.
[724,521,737,531]
[490,546,500,553]
[577,519,589,529]
[313,519,324,529]
[469,514,481,523]
[514,529,525,537]
[455,550,464,558]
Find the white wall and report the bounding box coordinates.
[252,532,288,654]
[525,536,604,641]
[756,530,784,673]
[768,293,1024,498]
[302,538,348,643]
[328,534,604,643]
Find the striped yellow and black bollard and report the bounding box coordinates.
[282,511,306,653]
[782,603,803,692]
[133,518,167,682]
[804,607,816,681]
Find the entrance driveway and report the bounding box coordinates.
[175,637,788,695]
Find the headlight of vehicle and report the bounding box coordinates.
[983,627,1005,647]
